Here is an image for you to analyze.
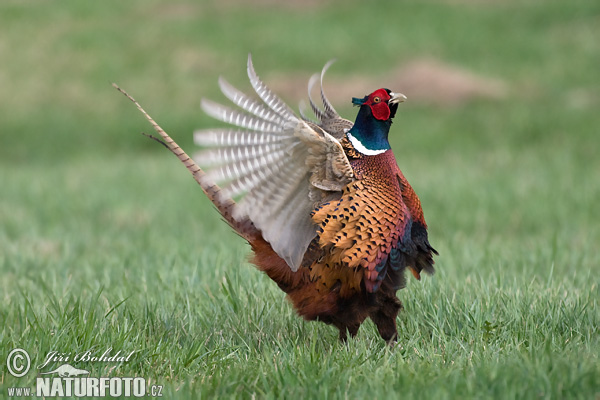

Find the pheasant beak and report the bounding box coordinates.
[388,92,407,104]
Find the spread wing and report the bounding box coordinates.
[300,60,354,139]
[194,55,354,271]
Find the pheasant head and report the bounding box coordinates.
[347,89,407,155]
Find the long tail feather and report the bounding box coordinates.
[112,83,257,239]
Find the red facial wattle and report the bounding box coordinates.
[364,89,392,121]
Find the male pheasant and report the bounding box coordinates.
[115,55,437,342]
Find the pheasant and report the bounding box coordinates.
[114,55,437,342]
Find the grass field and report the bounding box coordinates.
[1,0,599,398]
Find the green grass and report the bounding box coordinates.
[1,0,599,398]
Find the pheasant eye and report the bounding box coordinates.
[373,96,381,103]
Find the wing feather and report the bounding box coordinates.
[218,77,285,125]
[319,59,339,118]
[194,55,355,270]
[302,60,353,139]
[194,143,287,166]
[194,129,283,147]
[201,100,281,133]
[307,73,327,122]
[247,55,296,118]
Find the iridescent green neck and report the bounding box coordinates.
[347,105,392,155]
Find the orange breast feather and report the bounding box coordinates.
[310,152,410,294]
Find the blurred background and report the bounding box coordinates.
[3,0,598,161]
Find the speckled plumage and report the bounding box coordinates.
[312,151,409,292]
[117,56,437,342]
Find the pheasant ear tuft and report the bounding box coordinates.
[352,96,367,106]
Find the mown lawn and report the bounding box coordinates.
[1,0,599,398]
